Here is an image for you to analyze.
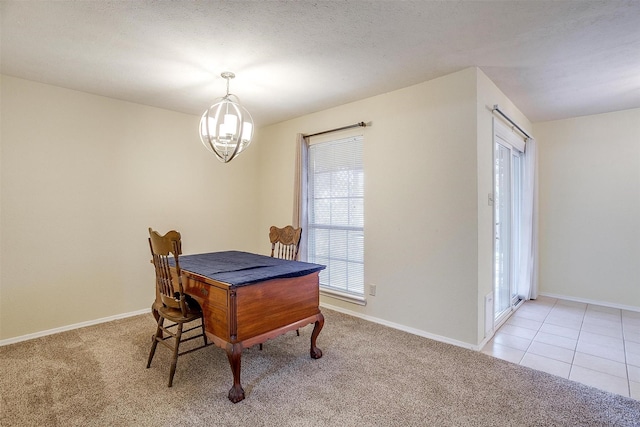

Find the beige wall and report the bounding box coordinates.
[0,75,261,340]
[257,68,492,346]
[13,67,619,348]
[534,109,640,308]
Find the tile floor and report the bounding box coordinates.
[481,295,640,400]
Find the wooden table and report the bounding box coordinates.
[152,251,326,403]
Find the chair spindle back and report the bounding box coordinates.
[269,225,302,261]
[148,228,187,315]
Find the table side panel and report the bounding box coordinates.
[235,272,320,341]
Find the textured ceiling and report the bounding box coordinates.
[1,0,639,127]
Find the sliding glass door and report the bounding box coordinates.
[494,131,523,324]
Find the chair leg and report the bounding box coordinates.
[168,322,183,387]
[147,317,164,368]
[296,329,300,336]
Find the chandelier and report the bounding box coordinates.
[199,72,254,163]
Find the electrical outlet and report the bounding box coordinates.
[369,284,377,296]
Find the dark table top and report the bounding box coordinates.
[176,250,325,286]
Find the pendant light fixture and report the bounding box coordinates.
[199,72,254,163]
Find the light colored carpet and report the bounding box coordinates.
[1,309,639,426]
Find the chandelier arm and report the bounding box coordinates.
[203,110,216,154]
[224,102,243,162]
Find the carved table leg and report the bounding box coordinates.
[225,342,245,403]
[310,313,324,359]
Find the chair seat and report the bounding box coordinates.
[158,305,202,323]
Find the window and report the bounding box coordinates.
[307,135,364,301]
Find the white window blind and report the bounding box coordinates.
[307,135,364,297]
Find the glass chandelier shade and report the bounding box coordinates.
[199,72,254,163]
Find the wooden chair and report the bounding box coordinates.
[146,228,208,387]
[267,225,303,344]
[269,225,302,261]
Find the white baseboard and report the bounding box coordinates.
[539,292,640,313]
[0,308,151,347]
[4,303,493,351]
[319,302,479,351]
